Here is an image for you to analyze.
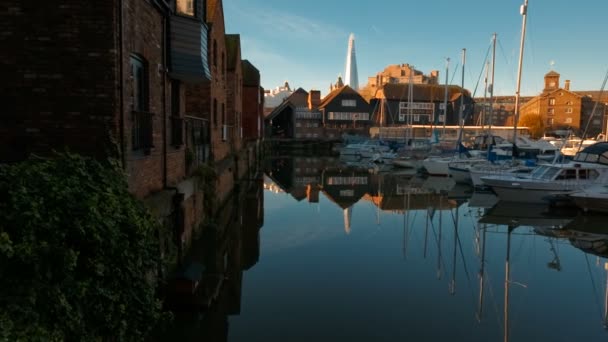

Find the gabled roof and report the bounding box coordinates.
[225,34,240,71]
[380,83,470,102]
[264,88,309,120]
[242,60,260,86]
[264,99,294,120]
[545,70,560,77]
[318,85,366,108]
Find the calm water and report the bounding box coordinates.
[170,156,608,341]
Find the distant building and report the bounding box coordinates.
[360,64,439,101]
[372,83,474,126]
[519,71,606,137]
[264,81,294,109]
[344,33,359,90]
[264,85,372,140]
[472,95,533,126]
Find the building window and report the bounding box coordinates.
[221,103,225,126]
[130,55,153,152]
[565,117,573,124]
[176,0,195,16]
[547,118,554,126]
[548,98,555,106]
[170,81,183,146]
[131,56,148,112]
[341,99,356,107]
[566,101,573,105]
[413,115,420,122]
[565,107,573,113]
[548,108,554,115]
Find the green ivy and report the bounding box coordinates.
[0,153,166,340]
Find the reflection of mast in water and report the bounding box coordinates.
[437,196,443,279]
[476,224,487,322]
[504,225,515,342]
[604,262,608,329]
[449,205,459,295]
[403,191,411,260]
[343,207,352,235]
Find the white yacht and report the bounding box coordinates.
[481,142,608,204]
[568,184,608,214]
[340,140,391,158]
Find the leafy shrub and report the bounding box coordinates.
[0,153,163,340]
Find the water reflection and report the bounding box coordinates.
[163,156,608,341]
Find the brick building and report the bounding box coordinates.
[359,64,439,101]
[1,0,263,261]
[265,85,371,140]
[471,96,533,126]
[519,71,605,136]
[242,60,264,142]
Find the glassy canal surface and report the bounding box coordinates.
[174,156,608,341]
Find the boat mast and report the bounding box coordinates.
[489,33,497,132]
[512,0,529,161]
[481,61,489,128]
[443,58,450,136]
[459,48,466,128]
[456,48,467,151]
[408,66,414,142]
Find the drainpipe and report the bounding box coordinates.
[118,0,125,167]
[162,12,168,188]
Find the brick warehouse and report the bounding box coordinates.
[0,0,264,260]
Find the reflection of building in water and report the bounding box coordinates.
[363,173,459,213]
[162,173,264,341]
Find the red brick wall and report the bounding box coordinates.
[0,0,185,199]
[226,49,243,151]
[122,0,166,198]
[242,86,261,140]
[0,0,120,161]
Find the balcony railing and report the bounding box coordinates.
[171,116,184,147]
[132,111,154,152]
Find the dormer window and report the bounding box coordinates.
[176,0,195,17]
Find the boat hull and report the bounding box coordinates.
[570,194,608,213]
[481,176,576,204]
[422,158,451,176]
[448,166,471,184]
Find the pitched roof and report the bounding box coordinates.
[264,88,309,120]
[318,85,365,108]
[241,60,260,86]
[545,70,560,77]
[225,34,240,71]
[380,83,470,102]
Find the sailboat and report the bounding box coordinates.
[423,49,486,176]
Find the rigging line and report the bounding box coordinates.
[497,39,518,91]
[471,43,493,98]
[584,252,605,323]
[450,62,460,84]
[578,67,608,144]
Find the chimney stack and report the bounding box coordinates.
[308,90,321,109]
[565,80,571,91]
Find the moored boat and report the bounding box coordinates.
[481,142,608,204]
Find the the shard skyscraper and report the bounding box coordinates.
[344,33,359,90]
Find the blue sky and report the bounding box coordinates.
[225,0,608,97]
